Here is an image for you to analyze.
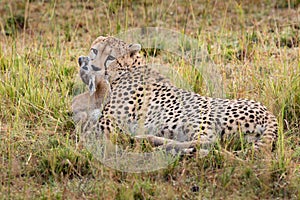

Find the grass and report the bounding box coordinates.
[0,0,299,199]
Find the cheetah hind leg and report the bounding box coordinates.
[134,135,210,158]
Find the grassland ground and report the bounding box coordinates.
[0,0,299,199]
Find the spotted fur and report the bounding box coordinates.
[74,36,278,155]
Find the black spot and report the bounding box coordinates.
[100,125,105,130]
[82,66,88,70]
[229,119,234,124]
[245,123,250,128]
[173,118,178,123]
[220,129,225,138]
[138,87,144,91]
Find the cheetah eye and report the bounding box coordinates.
[90,48,98,60]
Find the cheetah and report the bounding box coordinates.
[73,36,172,124]
[75,36,278,155]
[72,36,174,148]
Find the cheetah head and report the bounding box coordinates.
[78,36,142,95]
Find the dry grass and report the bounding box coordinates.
[0,0,299,199]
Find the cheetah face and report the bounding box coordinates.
[78,36,142,95]
[85,36,141,75]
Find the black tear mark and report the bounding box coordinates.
[104,55,116,68]
[82,66,88,70]
[91,65,101,71]
[107,55,115,61]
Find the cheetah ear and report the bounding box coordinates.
[128,43,141,54]
[88,75,96,96]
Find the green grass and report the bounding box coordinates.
[0,0,299,199]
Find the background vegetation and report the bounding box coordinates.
[0,0,299,199]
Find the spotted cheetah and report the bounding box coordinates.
[73,36,173,146]
[75,36,278,155]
